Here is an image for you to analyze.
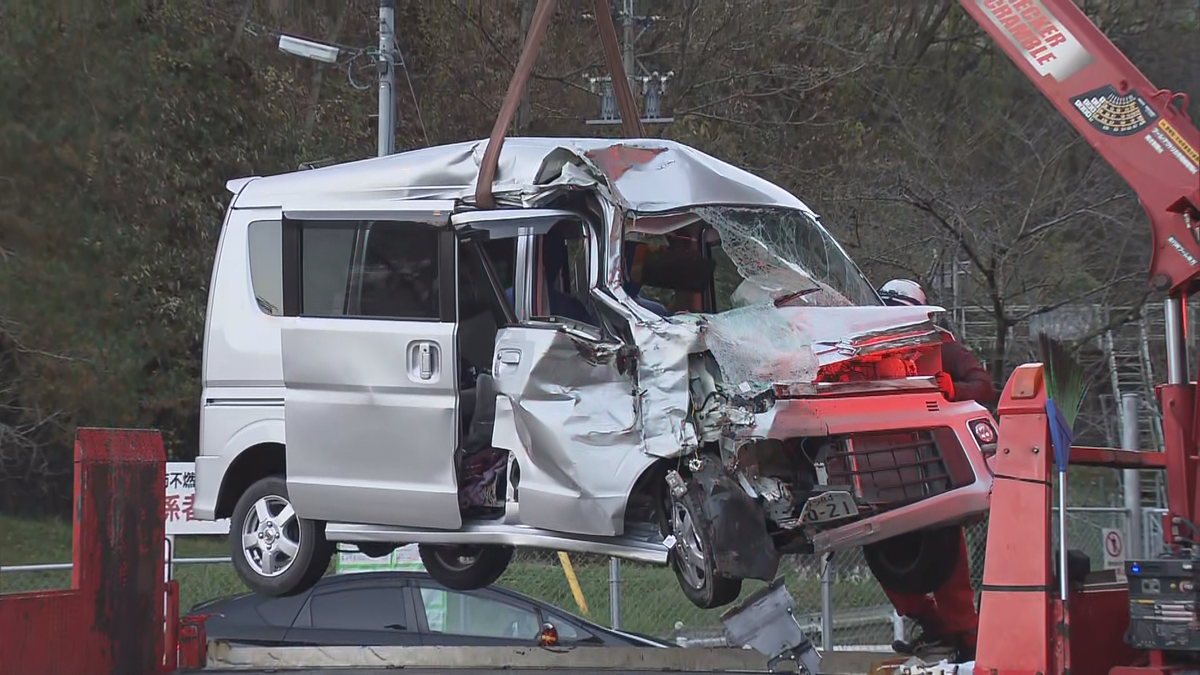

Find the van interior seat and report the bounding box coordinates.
[457,308,500,448]
[460,372,498,456]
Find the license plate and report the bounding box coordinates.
[798,491,858,525]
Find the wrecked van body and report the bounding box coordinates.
[195,137,995,608]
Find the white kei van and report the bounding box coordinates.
[194,137,996,609]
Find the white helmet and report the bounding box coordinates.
[879,279,927,306]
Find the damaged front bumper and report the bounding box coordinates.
[753,390,996,553]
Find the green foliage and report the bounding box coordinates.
[0,0,385,513]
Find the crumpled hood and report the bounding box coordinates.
[781,304,945,362]
[692,304,944,393]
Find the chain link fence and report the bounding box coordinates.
[2,503,1156,650]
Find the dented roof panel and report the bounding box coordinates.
[229,138,814,216]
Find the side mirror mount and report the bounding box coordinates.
[537,622,559,646]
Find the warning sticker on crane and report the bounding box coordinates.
[1071,86,1156,136]
[975,0,1094,82]
[1144,119,1200,176]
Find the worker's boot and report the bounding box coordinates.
[891,621,950,658]
[894,631,976,665]
[948,633,976,663]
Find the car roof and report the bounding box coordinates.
[226,136,813,218]
[187,570,669,645]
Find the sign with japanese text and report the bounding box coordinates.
[165,461,230,536]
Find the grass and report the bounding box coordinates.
[0,514,227,564]
[1,514,235,611]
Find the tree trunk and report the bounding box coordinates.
[303,4,350,137]
[224,0,256,58]
[992,321,1009,396]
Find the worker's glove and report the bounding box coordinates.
[935,371,955,401]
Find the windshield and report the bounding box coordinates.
[696,206,881,309]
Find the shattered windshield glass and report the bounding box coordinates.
[696,206,881,309]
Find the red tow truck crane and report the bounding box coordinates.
[949,2,1200,675]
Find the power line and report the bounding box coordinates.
[393,37,430,147]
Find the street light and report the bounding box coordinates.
[277,35,340,64]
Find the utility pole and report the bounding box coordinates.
[622,0,635,84]
[1121,393,1144,557]
[377,0,396,157]
[584,0,673,127]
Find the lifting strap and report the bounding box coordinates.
[475,0,644,209]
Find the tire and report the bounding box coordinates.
[863,525,962,596]
[357,543,398,559]
[668,488,743,609]
[229,475,333,597]
[418,544,514,591]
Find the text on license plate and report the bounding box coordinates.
[798,491,858,524]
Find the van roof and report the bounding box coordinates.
[226,137,816,217]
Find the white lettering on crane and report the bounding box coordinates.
[976,0,1094,82]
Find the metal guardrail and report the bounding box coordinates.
[1,556,230,574]
[0,562,72,573]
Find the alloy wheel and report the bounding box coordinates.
[241,494,301,577]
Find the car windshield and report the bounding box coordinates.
[697,205,881,309]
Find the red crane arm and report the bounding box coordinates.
[958,0,1200,294]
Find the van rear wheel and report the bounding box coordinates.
[418,544,513,590]
[229,475,333,597]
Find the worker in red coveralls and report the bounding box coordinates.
[876,279,998,663]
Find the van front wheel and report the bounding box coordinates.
[418,544,513,590]
[229,475,333,597]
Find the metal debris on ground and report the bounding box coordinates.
[720,578,820,673]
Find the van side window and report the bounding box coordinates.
[355,222,439,319]
[530,222,596,326]
[247,220,283,316]
[300,224,358,316]
[288,220,441,320]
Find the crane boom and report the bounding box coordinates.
[959,0,1200,294]
[958,0,1200,558]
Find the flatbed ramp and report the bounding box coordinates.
[194,644,881,674]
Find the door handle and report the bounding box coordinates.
[498,349,521,366]
[419,343,433,380]
[410,341,438,382]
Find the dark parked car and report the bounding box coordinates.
[186,571,672,649]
